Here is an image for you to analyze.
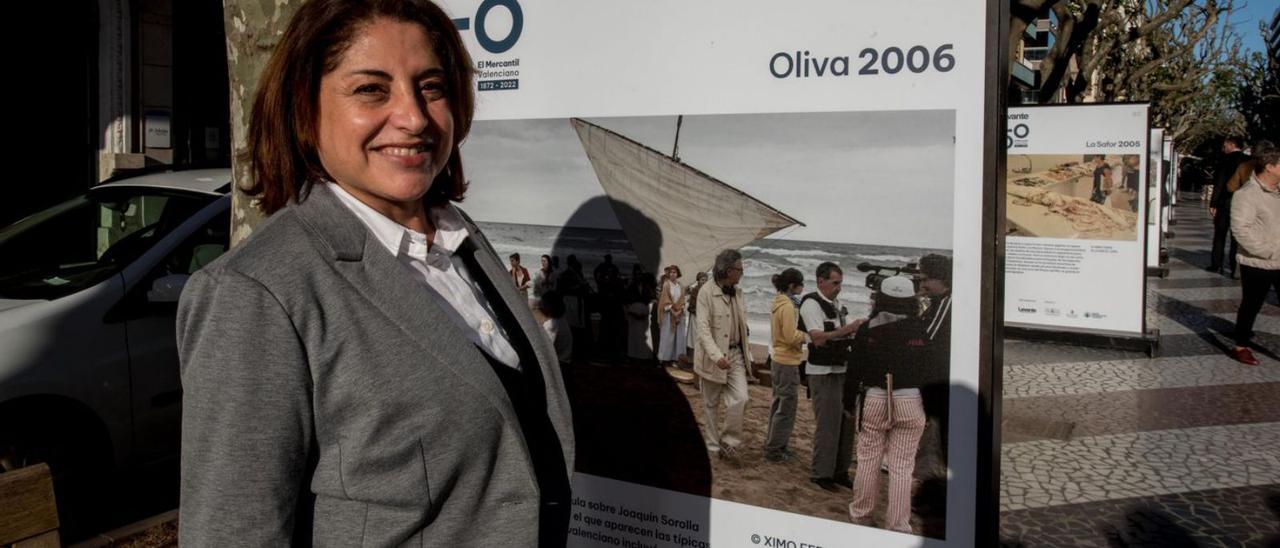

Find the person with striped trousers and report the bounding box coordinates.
[845,275,933,534]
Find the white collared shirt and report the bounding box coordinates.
[328,182,521,369]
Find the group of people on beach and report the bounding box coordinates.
[508,246,954,535]
[685,249,952,535]
[508,252,705,368]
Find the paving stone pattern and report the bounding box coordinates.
[1004,355,1280,398]
[999,195,1280,546]
[1002,422,1280,511]
[1000,485,1280,548]
[1003,383,1280,441]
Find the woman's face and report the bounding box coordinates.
[317,18,454,213]
[789,282,804,296]
[541,256,550,269]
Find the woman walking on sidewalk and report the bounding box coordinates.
[1227,140,1280,366]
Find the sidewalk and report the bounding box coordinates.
[999,194,1280,546]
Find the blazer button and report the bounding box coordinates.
[480,319,495,335]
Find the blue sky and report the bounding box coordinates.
[1043,3,1274,57]
[1230,2,1275,55]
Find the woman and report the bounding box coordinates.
[1227,142,1280,366]
[656,265,687,366]
[763,268,805,463]
[175,2,573,546]
[844,276,933,534]
[531,253,554,305]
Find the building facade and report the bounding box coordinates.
[4,0,230,225]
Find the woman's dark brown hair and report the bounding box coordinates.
[243,0,475,215]
[771,267,803,293]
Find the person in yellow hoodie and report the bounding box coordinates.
[764,268,807,462]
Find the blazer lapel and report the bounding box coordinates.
[456,216,575,453]
[290,183,517,423]
[459,237,554,369]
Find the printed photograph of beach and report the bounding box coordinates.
[462,110,956,538]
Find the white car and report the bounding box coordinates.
[0,168,231,493]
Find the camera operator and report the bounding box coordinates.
[800,262,865,491]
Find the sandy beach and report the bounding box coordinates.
[563,339,948,539]
[672,366,948,539]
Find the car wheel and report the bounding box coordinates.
[0,416,111,540]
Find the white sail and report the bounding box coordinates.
[571,118,803,280]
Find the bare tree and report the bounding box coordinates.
[222,1,304,245]
[1137,3,1247,148]
[1011,0,1249,150]
[1233,32,1280,145]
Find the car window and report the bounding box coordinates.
[156,209,230,278]
[0,187,213,300]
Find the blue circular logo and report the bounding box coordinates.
[475,0,523,54]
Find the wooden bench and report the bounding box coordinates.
[0,463,60,547]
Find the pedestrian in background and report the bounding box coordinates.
[1227,140,1280,366]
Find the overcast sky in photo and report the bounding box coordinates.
[461,110,955,249]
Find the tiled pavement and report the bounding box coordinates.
[1002,423,1280,511]
[1000,195,1280,547]
[999,485,1278,548]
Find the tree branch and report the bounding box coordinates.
[1039,0,1104,102]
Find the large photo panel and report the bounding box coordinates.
[467,111,956,538]
[443,1,1001,545]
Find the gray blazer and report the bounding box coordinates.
[176,183,574,546]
